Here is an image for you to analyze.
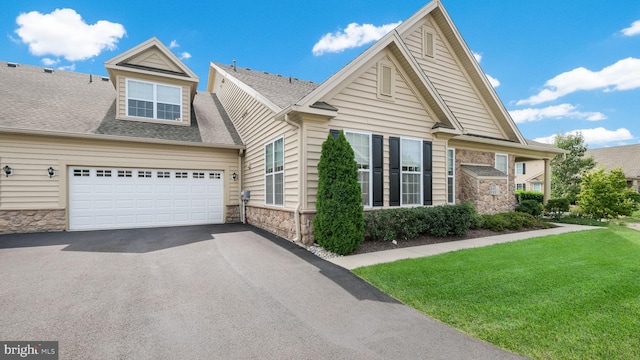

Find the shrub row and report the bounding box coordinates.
[364,203,477,241]
[478,212,538,232]
[515,190,544,203]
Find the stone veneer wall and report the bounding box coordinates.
[225,205,241,223]
[0,209,66,234]
[245,206,298,241]
[455,149,516,214]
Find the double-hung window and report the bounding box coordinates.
[345,131,372,207]
[401,138,422,205]
[265,137,284,206]
[515,162,525,175]
[447,148,455,204]
[127,79,182,121]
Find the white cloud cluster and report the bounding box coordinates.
[472,51,499,87]
[15,8,125,62]
[517,57,640,105]
[622,20,640,36]
[312,21,402,55]
[179,52,191,60]
[509,103,606,123]
[169,40,179,49]
[534,127,633,146]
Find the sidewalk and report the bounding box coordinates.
[328,223,602,270]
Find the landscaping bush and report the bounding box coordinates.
[515,190,544,203]
[545,198,570,219]
[363,203,477,241]
[479,212,537,231]
[314,131,364,255]
[515,199,543,217]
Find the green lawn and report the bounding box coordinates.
[353,226,640,360]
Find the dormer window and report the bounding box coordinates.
[126,79,182,121]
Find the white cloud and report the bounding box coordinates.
[509,103,606,123]
[486,74,500,88]
[517,57,640,105]
[473,52,482,63]
[41,58,58,66]
[15,8,126,61]
[179,52,191,60]
[170,40,179,48]
[312,21,402,55]
[534,127,633,146]
[57,63,76,71]
[622,20,640,36]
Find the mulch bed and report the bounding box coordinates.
[353,226,552,255]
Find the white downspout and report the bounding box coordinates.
[284,113,302,242]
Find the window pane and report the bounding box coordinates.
[128,99,153,118]
[346,132,370,169]
[447,149,454,176]
[157,85,180,104]
[275,173,284,205]
[358,170,370,206]
[265,143,273,173]
[402,139,421,169]
[128,80,153,101]
[402,173,420,205]
[448,177,454,204]
[266,175,274,204]
[274,138,284,171]
[496,154,508,174]
[157,103,181,120]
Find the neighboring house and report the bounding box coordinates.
[206,1,563,243]
[0,38,244,234]
[1,1,564,242]
[586,144,640,192]
[514,160,545,193]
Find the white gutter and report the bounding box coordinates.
[284,114,302,242]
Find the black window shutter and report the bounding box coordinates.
[329,129,340,139]
[423,141,433,205]
[372,134,383,206]
[523,162,526,175]
[389,137,400,206]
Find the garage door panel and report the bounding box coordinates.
[69,167,224,230]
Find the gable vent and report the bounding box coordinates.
[44,68,54,74]
[7,62,18,68]
[101,77,110,81]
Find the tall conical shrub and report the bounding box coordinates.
[314,130,364,255]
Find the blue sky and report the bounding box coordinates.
[2,0,640,148]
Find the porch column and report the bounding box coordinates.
[543,158,551,203]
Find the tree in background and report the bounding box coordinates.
[314,130,364,255]
[578,167,639,220]
[551,132,595,203]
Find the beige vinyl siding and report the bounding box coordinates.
[115,74,191,126]
[304,57,448,209]
[403,18,505,139]
[212,76,299,209]
[0,133,239,211]
[127,48,183,73]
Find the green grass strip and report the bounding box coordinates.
[353,226,640,360]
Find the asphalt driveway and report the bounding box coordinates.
[0,225,525,359]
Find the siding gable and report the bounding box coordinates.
[125,48,185,74]
[402,16,508,140]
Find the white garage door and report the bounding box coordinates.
[69,167,224,230]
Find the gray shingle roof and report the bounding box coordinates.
[215,63,318,108]
[461,165,507,177]
[0,61,242,147]
[586,144,640,179]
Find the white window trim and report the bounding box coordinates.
[447,148,455,204]
[345,130,373,208]
[377,60,395,100]
[126,78,182,121]
[400,137,423,206]
[265,136,284,207]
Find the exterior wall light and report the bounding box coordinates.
[232,172,238,181]
[3,165,12,177]
[48,167,55,178]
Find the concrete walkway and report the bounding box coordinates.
[328,223,602,270]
